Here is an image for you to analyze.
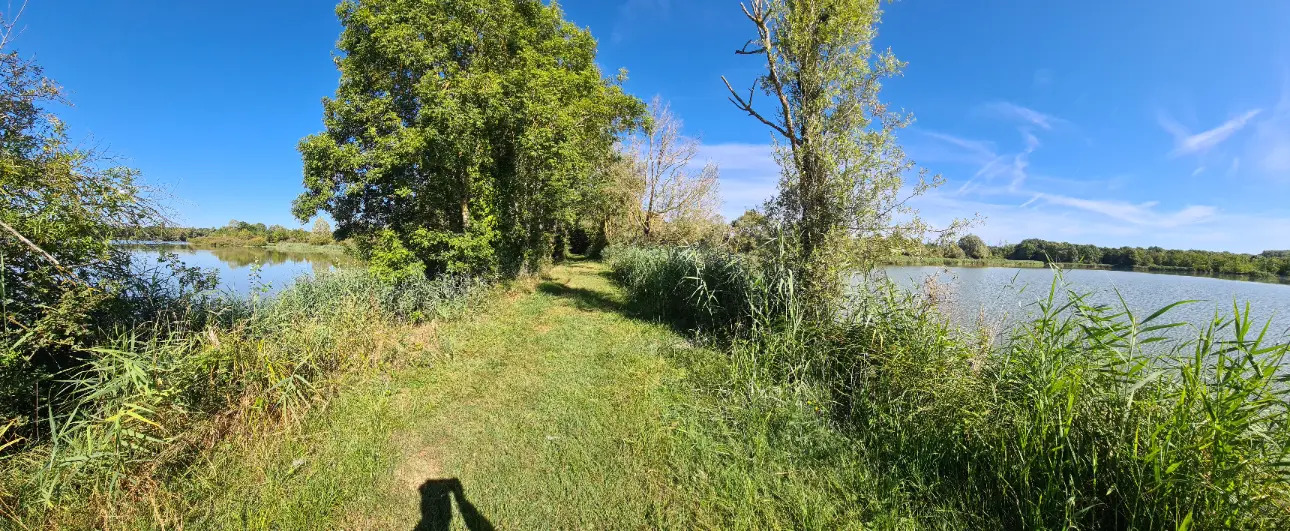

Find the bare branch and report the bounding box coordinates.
[721,75,791,139]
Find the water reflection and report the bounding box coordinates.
[125,243,359,296]
[878,266,1290,341]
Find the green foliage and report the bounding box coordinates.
[0,45,218,434]
[609,244,1290,528]
[367,229,425,282]
[724,0,947,309]
[3,269,485,523]
[941,242,967,259]
[294,0,644,279]
[188,219,335,247]
[957,234,989,259]
[1000,238,1290,278]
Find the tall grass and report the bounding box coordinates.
[0,269,485,525]
[608,245,1290,528]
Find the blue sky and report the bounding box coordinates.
[12,1,1290,252]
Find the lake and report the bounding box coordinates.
[878,266,1290,341]
[127,244,358,296]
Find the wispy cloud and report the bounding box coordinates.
[919,129,1037,195]
[1028,193,1217,228]
[697,142,777,172]
[697,142,778,219]
[916,191,1290,252]
[1160,108,1262,157]
[979,102,1065,130]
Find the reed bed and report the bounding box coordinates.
[608,244,1290,528]
[0,270,485,525]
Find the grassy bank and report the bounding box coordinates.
[1,270,484,527]
[188,236,351,256]
[262,241,351,256]
[609,245,1290,528]
[883,256,1046,268]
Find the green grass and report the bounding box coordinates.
[14,250,1287,528]
[1,270,483,527]
[609,245,1290,529]
[89,260,883,529]
[261,241,351,256]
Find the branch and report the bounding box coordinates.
[735,40,765,55]
[0,219,60,268]
[721,75,790,139]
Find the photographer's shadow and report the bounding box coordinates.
[413,478,495,531]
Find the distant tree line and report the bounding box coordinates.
[904,236,1290,278]
[995,239,1290,276]
[115,219,335,247]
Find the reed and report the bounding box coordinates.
[609,244,1290,528]
[0,269,485,525]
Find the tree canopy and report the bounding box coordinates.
[294,0,644,279]
[723,0,946,308]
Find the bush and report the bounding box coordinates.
[605,245,797,334]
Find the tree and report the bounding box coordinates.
[957,234,989,259]
[293,0,643,279]
[942,243,966,259]
[312,218,332,240]
[628,97,721,240]
[728,210,772,253]
[723,0,947,307]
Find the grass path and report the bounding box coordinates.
[194,261,705,528]
[187,259,885,529]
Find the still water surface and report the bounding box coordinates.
[128,244,357,296]
[879,266,1290,341]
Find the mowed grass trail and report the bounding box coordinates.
[184,260,880,529]
[189,261,691,528]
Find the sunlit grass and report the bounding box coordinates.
[609,245,1290,528]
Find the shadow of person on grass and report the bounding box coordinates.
[413,478,495,531]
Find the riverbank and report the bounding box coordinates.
[611,245,1290,528]
[187,236,351,255]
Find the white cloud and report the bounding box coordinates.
[915,191,1290,253]
[979,102,1065,130]
[1029,193,1217,228]
[924,129,1036,194]
[698,142,778,220]
[1161,108,1263,157]
[1250,86,1290,175]
[697,142,777,172]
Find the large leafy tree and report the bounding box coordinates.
[294,0,643,279]
[723,0,951,308]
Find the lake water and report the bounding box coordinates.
[878,266,1290,341]
[127,244,358,296]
